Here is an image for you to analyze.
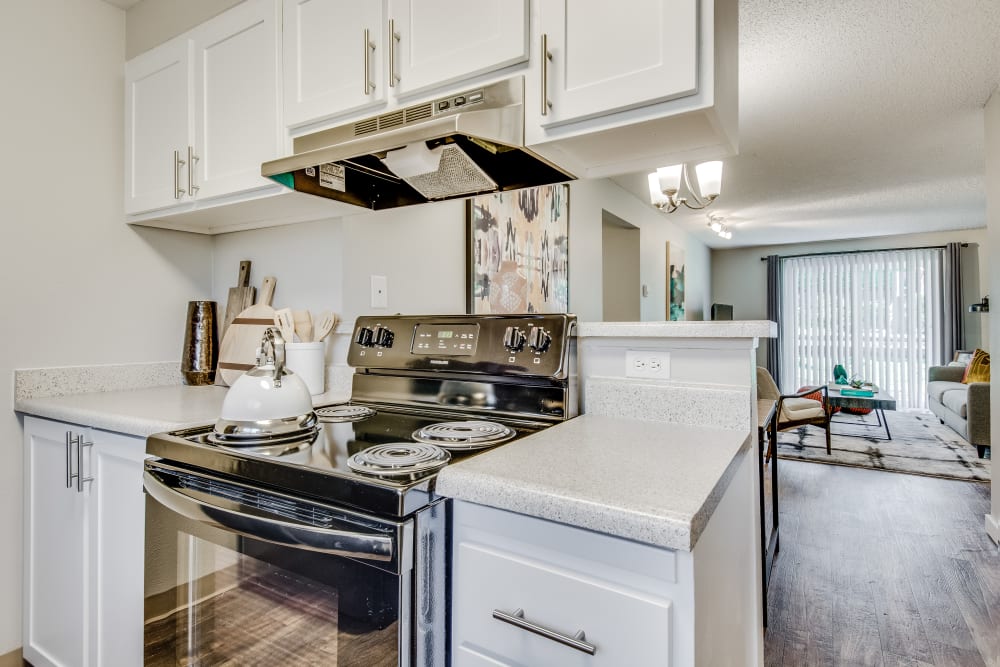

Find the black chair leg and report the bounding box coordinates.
[825,422,832,455]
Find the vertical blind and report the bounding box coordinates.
[780,249,944,410]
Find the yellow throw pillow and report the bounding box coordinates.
[962,348,990,383]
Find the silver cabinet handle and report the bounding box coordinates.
[173,149,186,199]
[363,28,376,95]
[388,19,400,87]
[492,608,597,655]
[540,34,553,116]
[187,145,199,195]
[67,432,94,493]
[64,431,72,489]
[143,469,394,561]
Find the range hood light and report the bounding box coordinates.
[380,143,443,179]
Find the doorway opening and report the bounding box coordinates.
[601,211,640,321]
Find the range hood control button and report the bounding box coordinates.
[503,326,526,352]
[372,325,394,348]
[355,326,375,347]
[528,327,552,353]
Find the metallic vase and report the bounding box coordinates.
[181,301,218,386]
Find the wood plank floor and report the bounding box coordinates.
[765,460,999,667]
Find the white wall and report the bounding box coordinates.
[984,88,999,539]
[0,0,214,655]
[712,229,990,365]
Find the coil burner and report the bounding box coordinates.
[411,420,516,451]
[316,404,377,423]
[347,443,451,480]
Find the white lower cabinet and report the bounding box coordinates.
[23,416,146,667]
[452,501,683,667]
[451,451,762,667]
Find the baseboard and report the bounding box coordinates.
[0,648,23,667]
[987,513,1000,546]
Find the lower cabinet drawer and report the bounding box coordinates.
[453,542,672,666]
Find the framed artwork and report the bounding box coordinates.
[467,184,569,314]
[666,242,685,321]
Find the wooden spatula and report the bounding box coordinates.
[293,310,313,343]
[273,308,296,343]
[216,276,277,386]
[314,311,338,342]
[221,261,255,338]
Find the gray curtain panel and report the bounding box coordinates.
[766,254,781,386]
[942,242,965,362]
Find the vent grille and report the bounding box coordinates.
[406,103,433,123]
[176,472,335,527]
[379,110,405,130]
[354,117,378,136]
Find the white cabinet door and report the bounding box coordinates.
[283,0,388,127]
[23,417,146,667]
[193,0,282,199]
[23,418,89,667]
[124,37,194,214]
[389,0,528,98]
[537,0,698,127]
[88,432,146,667]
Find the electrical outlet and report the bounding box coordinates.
[625,350,671,379]
[371,275,388,308]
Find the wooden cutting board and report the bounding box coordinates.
[221,260,255,339]
[216,276,277,387]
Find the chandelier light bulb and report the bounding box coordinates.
[695,161,723,199]
[656,165,683,196]
[647,172,669,206]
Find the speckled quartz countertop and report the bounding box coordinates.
[436,414,751,552]
[577,320,776,338]
[16,385,350,438]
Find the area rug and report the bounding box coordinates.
[775,410,991,482]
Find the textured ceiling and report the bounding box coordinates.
[102,0,141,10]
[612,0,1000,248]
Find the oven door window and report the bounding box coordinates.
[143,464,410,667]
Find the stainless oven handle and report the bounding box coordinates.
[143,470,394,561]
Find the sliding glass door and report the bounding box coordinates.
[780,248,944,410]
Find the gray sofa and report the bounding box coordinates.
[927,366,990,458]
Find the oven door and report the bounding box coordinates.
[142,460,413,667]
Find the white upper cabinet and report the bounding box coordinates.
[124,37,194,215]
[536,0,697,128]
[388,0,528,99]
[192,0,282,200]
[283,0,388,128]
[125,0,317,231]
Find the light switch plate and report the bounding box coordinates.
[371,275,388,308]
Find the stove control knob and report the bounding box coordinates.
[354,326,375,347]
[528,327,552,353]
[372,325,394,348]
[503,326,526,352]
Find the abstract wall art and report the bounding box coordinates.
[468,184,569,314]
[666,241,685,321]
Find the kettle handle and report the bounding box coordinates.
[259,327,287,387]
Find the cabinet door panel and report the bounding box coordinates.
[540,0,697,127]
[453,542,672,666]
[391,0,527,97]
[125,38,193,214]
[23,419,88,667]
[283,0,387,127]
[89,433,145,667]
[194,0,280,199]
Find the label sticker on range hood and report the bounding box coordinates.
[319,163,346,192]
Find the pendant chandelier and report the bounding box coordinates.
[647,161,723,213]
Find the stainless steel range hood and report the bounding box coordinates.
[261,77,574,211]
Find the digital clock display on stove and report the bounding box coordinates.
[411,323,479,355]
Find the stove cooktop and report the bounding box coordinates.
[147,402,548,518]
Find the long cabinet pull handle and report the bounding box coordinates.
[65,431,72,489]
[388,19,400,87]
[540,34,552,116]
[492,608,597,655]
[173,150,186,199]
[187,146,199,195]
[363,28,375,95]
[76,436,94,493]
